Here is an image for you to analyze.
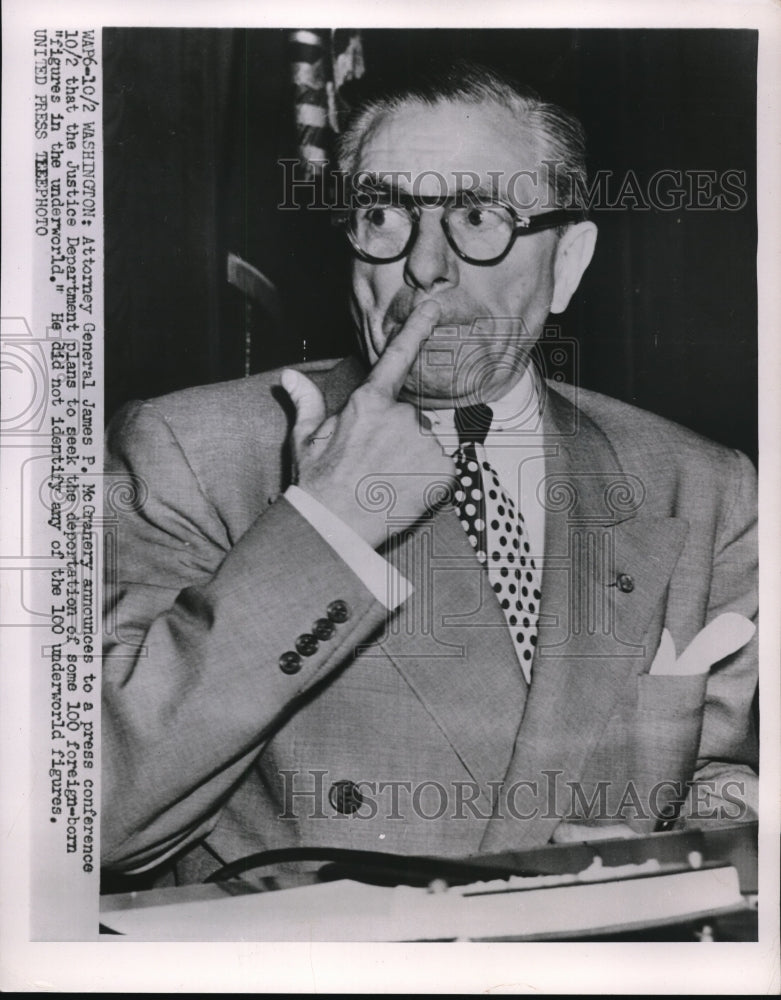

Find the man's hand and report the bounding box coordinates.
[281,299,454,549]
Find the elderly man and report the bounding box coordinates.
[102,64,758,884]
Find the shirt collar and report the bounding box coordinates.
[424,367,543,449]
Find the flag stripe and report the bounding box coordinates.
[292,60,326,90]
[298,125,330,150]
[293,85,328,107]
[295,103,328,128]
[290,29,322,48]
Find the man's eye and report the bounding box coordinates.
[366,206,388,227]
[360,205,410,228]
[463,205,503,228]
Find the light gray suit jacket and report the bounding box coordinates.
[102,357,758,883]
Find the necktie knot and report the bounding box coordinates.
[454,403,493,447]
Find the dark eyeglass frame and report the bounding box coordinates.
[332,191,586,267]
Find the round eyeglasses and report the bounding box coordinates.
[333,193,585,267]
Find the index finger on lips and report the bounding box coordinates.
[365,299,441,399]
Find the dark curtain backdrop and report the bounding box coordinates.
[103,28,757,461]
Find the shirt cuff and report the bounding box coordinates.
[284,485,412,610]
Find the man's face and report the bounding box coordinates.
[349,99,582,409]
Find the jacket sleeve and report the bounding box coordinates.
[685,448,759,824]
[101,400,388,871]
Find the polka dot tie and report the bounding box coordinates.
[453,403,541,680]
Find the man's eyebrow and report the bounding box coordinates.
[458,180,505,201]
[354,179,403,200]
[353,178,506,204]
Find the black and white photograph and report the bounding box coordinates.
[1,1,779,993]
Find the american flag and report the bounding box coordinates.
[288,29,365,179]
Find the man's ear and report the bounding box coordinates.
[550,221,598,314]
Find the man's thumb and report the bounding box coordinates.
[280,368,327,443]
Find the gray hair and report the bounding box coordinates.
[336,61,588,212]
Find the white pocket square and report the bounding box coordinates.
[650,612,756,676]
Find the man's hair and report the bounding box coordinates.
[336,60,588,211]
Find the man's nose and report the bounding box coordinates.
[403,211,459,293]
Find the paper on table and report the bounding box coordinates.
[99,867,745,941]
[649,612,756,676]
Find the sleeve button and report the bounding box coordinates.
[279,650,302,674]
[616,573,635,594]
[295,633,319,657]
[312,617,336,640]
[327,599,350,623]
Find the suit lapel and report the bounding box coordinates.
[480,385,689,851]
